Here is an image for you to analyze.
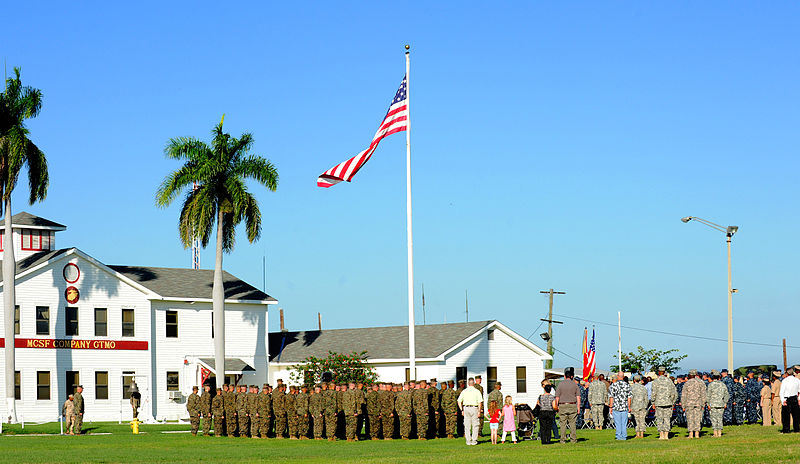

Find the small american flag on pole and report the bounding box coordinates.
[317,76,409,187]
[582,328,596,380]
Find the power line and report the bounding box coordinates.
[553,313,800,349]
[552,345,581,362]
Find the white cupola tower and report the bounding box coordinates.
[0,212,66,260]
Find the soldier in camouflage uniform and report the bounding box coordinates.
[365,383,382,440]
[474,376,484,437]
[674,376,686,427]
[413,380,430,439]
[440,380,458,438]
[322,382,338,441]
[429,379,442,438]
[396,382,414,439]
[296,385,310,439]
[200,384,213,436]
[650,367,677,440]
[273,384,287,438]
[247,386,260,438]
[630,374,649,438]
[720,370,735,425]
[236,385,249,437]
[487,383,503,417]
[187,386,201,435]
[681,369,707,439]
[588,375,609,429]
[285,386,298,439]
[744,371,763,424]
[223,384,237,437]
[212,387,225,436]
[342,382,362,441]
[309,385,325,439]
[707,370,730,437]
[379,382,396,440]
[257,384,271,438]
[732,376,746,424]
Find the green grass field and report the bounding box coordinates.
[0,422,797,463]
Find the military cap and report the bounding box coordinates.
[77,385,83,388]
[564,367,574,377]
[263,383,269,388]
[216,387,222,391]
[793,365,800,371]
[657,366,666,372]
[475,375,482,379]
[747,370,754,374]
[633,374,642,381]
[430,378,437,383]
[720,369,728,374]
[495,381,502,387]
[773,371,782,377]
[192,386,199,391]
[688,369,698,376]
[733,375,741,380]
[710,369,719,376]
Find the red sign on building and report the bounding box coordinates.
[0,338,148,350]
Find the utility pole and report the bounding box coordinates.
[465,290,469,322]
[539,288,565,370]
[783,338,788,371]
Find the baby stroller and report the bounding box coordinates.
[516,403,536,441]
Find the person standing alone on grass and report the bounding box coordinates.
[457,377,483,446]
[488,400,500,444]
[73,386,84,435]
[537,385,557,445]
[608,372,632,441]
[62,394,76,435]
[500,395,517,444]
[554,367,580,444]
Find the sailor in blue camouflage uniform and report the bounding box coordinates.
[701,373,711,428]
[674,376,686,427]
[720,369,735,425]
[744,371,763,424]
[732,375,746,424]
[577,382,589,429]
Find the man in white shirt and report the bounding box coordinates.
[779,367,800,433]
[457,378,483,446]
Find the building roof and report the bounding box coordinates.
[269,320,494,363]
[0,248,71,283]
[198,357,256,374]
[0,211,66,230]
[109,265,276,302]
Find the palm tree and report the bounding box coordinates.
[0,67,48,423]
[156,119,277,384]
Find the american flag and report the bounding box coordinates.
[583,328,596,380]
[317,76,409,188]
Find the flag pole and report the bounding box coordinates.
[405,44,416,380]
[617,311,622,372]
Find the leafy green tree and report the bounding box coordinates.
[156,119,277,380]
[0,68,48,423]
[289,351,379,387]
[610,346,687,374]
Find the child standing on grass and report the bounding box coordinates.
[501,395,517,443]
[489,400,501,444]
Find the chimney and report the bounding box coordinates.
[280,308,287,332]
[318,312,322,331]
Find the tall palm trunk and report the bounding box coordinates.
[3,198,17,423]
[212,208,225,385]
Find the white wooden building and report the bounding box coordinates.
[0,212,276,423]
[269,320,552,406]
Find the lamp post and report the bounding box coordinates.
[681,216,738,373]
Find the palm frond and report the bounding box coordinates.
[155,164,199,207]
[24,138,48,203]
[231,155,279,191]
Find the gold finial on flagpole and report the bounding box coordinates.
[405,44,410,53]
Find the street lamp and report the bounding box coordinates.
[681,216,738,373]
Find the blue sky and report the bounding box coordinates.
[3,2,798,372]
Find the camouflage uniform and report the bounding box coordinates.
[707,380,730,431]
[412,387,429,439]
[296,389,310,439]
[681,376,707,432]
[440,386,458,437]
[342,388,362,440]
[247,388,260,437]
[73,391,84,435]
[285,389,298,438]
[732,380,746,424]
[322,387,338,440]
[365,387,382,439]
[650,375,677,433]
[224,387,238,436]
[630,381,649,433]
[474,381,484,436]
[721,375,735,425]
[588,380,609,428]
[487,388,503,412]
[236,388,250,437]
[379,386,396,439]
[257,388,271,438]
[200,388,213,435]
[745,376,763,423]
[674,380,686,426]
[395,388,413,439]
[577,383,589,429]
[273,388,287,438]
[187,390,201,435]
[309,389,325,439]
[336,388,346,438]
[212,390,225,436]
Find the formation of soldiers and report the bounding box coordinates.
[185,378,471,441]
[583,366,789,439]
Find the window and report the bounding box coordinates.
[95,371,109,400]
[487,366,498,392]
[516,366,527,393]
[122,372,135,400]
[456,367,467,384]
[66,371,80,396]
[65,307,79,336]
[405,368,410,382]
[122,308,134,337]
[35,306,49,335]
[166,371,179,391]
[487,329,495,340]
[36,371,50,400]
[165,310,178,338]
[14,305,20,335]
[14,371,20,400]
[94,308,107,336]
[21,230,50,251]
